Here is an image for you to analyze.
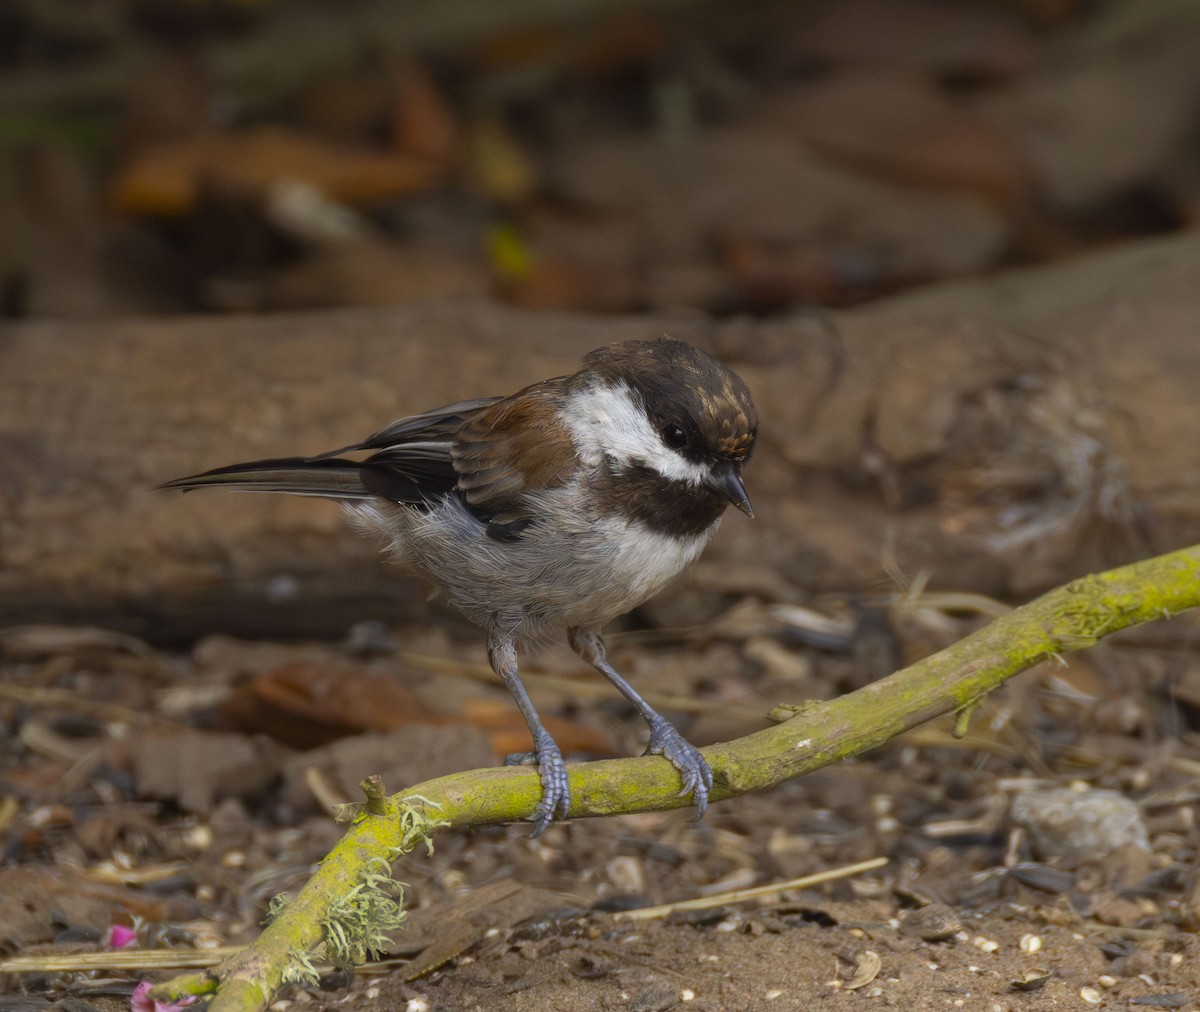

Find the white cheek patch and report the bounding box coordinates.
[561,381,710,485]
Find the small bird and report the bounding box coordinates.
[163,338,757,835]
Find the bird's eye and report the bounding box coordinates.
[661,424,688,449]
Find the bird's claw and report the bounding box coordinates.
[645,716,713,819]
[505,735,569,836]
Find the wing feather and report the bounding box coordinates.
[163,385,579,530]
[452,380,577,521]
[163,397,504,506]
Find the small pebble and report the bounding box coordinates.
[183,824,213,851]
[1019,933,1042,953]
[606,855,645,895]
[1097,975,1117,988]
[1080,986,1103,1004]
[1011,788,1149,861]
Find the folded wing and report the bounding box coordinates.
[160,397,503,507]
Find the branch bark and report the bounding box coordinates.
[150,542,1200,1011]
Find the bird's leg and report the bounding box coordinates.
[568,626,713,818]
[488,634,570,836]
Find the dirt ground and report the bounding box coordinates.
[3,0,1200,1010]
[3,609,1200,1010]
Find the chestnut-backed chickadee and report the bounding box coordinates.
[163,338,757,835]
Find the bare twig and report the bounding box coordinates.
[611,857,889,921]
[0,946,244,973]
[0,683,183,728]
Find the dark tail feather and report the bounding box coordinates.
[159,456,373,500]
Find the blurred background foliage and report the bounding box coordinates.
[0,0,1197,321]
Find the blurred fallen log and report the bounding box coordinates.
[2,231,1199,638]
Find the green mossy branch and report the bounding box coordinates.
[152,544,1200,1012]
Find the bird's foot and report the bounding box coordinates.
[645,715,713,819]
[503,734,570,836]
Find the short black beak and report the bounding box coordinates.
[712,461,753,518]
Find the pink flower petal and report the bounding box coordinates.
[108,924,138,949]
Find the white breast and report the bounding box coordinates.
[342,480,719,639]
[561,515,718,628]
